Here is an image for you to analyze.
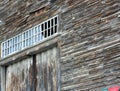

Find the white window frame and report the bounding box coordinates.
[1,15,58,58]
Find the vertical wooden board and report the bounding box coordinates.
[43,51,48,91]
[5,57,33,91]
[41,52,45,91]
[47,50,52,91]
[36,47,59,91]
[36,53,43,91]
[52,47,58,91]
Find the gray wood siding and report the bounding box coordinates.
[60,0,120,90]
[0,0,120,91]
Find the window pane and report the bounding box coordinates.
[23,40,25,47]
[41,24,44,31]
[51,19,53,26]
[13,38,15,51]
[55,17,57,24]
[45,22,47,29]
[51,27,54,35]
[5,49,7,56]
[7,48,9,55]
[42,31,45,39]
[32,28,34,35]
[29,38,32,45]
[35,27,38,42]
[2,50,4,58]
[5,42,7,49]
[35,27,38,34]
[7,41,9,47]
[15,44,17,51]
[29,29,32,37]
[15,37,17,43]
[26,31,28,39]
[48,29,51,36]
[2,43,5,50]
[38,25,41,33]
[13,38,15,45]
[23,33,26,39]
[48,20,50,28]
[10,47,12,53]
[18,36,20,42]
[32,28,35,43]
[9,39,12,46]
[26,39,28,47]
[55,25,57,33]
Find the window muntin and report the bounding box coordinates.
[1,15,58,58]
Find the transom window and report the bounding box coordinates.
[1,15,58,58]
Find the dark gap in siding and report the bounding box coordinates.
[33,55,37,91]
[29,7,46,15]
[50,0,57,3]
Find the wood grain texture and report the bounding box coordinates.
[36,47,59,91]
[0,0,120,91]
[60,0,120,90]
[6,57,33,91]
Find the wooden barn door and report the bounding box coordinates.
[36,47,60,91]
[5,47,60,91]
[5,57,33,91]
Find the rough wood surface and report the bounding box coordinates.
[60,0,120,90]
[0,0,120,91]
[5,47,59,91]
[36,47,59,91]
[6,57,33,91]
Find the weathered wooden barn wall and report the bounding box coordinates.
[0,0,120,91]
[60,0,120,90]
